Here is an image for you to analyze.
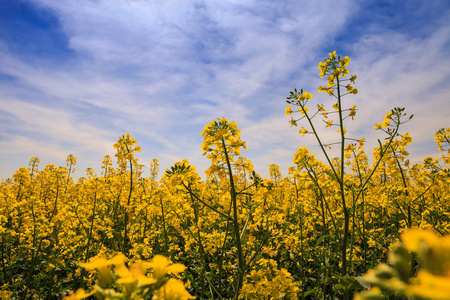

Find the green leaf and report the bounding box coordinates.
[324,170,338,181]
[303,289,315,298]
[355,276,371,290]
[334,283,345,292]
[315,235,330,247]
[348,278,362,291]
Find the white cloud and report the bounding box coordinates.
[348,24,450,162]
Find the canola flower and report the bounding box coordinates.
[0,126,448,300]
[356,229,450,300]
[0,53,449,300]
[64,254,194,300]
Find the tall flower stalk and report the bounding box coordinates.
[200,118,249,299]
[113,133,142,255]
[285,51,412,298]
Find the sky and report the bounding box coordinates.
[1,0,449,181]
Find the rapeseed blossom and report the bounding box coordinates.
[1,53,448,300]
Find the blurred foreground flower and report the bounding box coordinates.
[64,253,195,300]
[355,229,450,300]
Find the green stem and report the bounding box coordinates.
[182,182,232,221]
[159,193,169,255]
[85,185,98,262]
[392,147,411,227]
[221,139,245,299]
[303,106,340,181]
[123,145,133,255]
[293,178,305,299]
[336,76,349,279]
[352,149,368,271]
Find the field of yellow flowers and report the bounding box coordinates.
[1,52,449,300]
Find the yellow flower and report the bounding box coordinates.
[344,144,355,154]
[402,132,413,144]
[334,68,342,78]
[45,263,55,272]
[299,106,309,116]
[402,229,450,276]
[153,278,196,300]
[406,271,450,300]
[327,74,336,86]
[381,119,391,128]
[79,254,125,288]
[285,106,293,116]
[337,127,347,134]
[340,56,351,66]
[333,103,339,111]
[299,127,308,136]
[289,118,298,127]
[62,288,96,300]
[325,120,333,128]
[349,105,356,120]
[357,138,365,147]
[302,91,313,100]
[149,255,186,281]
[115,261,156,294]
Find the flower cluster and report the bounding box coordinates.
[435,128,450,165]
[64,254,194,300]
[113,133,142,173]
[0,125,448,299]
[201,117,252,177]
[239,258,299,299]
[285,51,360,145]
[356,229,450,300]
[317,51,357,96]
[0,53,448,300]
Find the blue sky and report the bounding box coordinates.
[1,0,449,180]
